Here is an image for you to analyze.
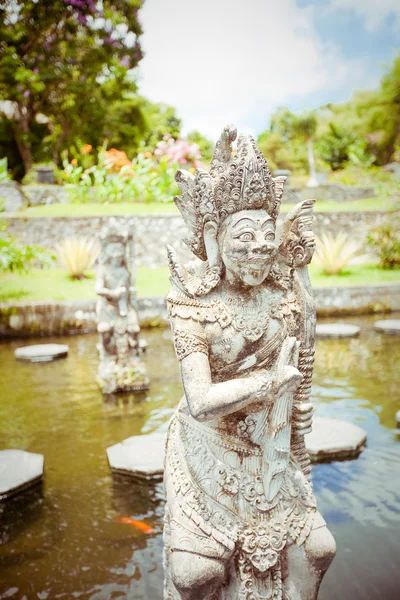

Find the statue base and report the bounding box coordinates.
[97,358,150,395]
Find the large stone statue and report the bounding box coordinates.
[163,126,335,599]
[96,218,149,394]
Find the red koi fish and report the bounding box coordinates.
[117,516,153,534]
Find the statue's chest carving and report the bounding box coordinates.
[104,268,129,288]
[206,317,283,368]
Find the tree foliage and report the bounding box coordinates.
[187,130,214,163]
[258,53,400,173]
[0,0,144,174]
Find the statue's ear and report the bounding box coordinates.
[203,221,220,267]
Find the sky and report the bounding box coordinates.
[137,0,399,140]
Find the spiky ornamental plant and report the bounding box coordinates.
[55,236,100,280]
[313,232,368,275]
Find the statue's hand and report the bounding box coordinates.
[112,286,126,299]
[274,365,303,396]
[292,402,313,435]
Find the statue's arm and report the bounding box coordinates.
[180,352,273,422]
[95,276,125,301]
[172,318,302,422]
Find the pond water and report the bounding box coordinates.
[0,315,399,600]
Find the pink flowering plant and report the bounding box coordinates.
[60,143,179,204]
[154,134,201,168]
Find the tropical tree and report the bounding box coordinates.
[267,108,318,182]
[290,112,318,186]
[0,0,144,173]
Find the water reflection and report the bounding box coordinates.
[0,317,399,600]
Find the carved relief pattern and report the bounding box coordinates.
[172,329,209,361]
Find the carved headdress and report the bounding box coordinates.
[174,125,287,261]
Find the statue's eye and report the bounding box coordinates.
[264,231,275,241]
[238,232,255,241]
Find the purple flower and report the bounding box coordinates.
[119,57,130,68]
[23,90,30,98]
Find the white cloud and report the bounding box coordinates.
[328,0,400,31]
[137,0,368,139]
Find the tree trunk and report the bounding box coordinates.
[306,138,318,188]
[13,105,34,174]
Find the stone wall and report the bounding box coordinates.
[300,183,375,203]
[0,182,376,210]
[3,211,385,268]
[1,283,399,338]
[0,297,168,338]
[24,185,68,206]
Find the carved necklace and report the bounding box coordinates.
[221,290,271,342]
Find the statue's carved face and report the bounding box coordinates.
[106,242,125,267]
[218,209,277,287]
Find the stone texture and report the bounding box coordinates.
[300,183,375,202]
[0,449,44,500]
[316,323,360,338]
[0,181,27,212]
[374,319,400,335]
[0,297,168,338]
[313,282,400,316]
[1,287,399,339]
[2,211,386,269]
[305,417,367,462]
[24,185,68,206]
[106,432,165,480]
[15,343,69,362]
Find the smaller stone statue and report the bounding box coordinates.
[96,218,149,394]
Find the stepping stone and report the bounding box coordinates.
[107,432,165,481]
[305,417,367,462]
[15,343,69,363]
[396,410,400,428]
[374,319,400,335]
[0,449,44,500]
[316,323,360,339]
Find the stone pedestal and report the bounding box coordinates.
[374,319,400,335]
[305,417,367,462]
[107,432,165,481]
[0,450,44,500]
[15,343,69,362]
[316,323,360,338]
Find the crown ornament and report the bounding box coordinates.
[174,125,287,261]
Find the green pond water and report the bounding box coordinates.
[0,315,399,600]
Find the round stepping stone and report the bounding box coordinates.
[107,432,165,481]
[15,343,69,363]
[0,449,44,500]
[316,323,360,339]
[305,417,367,462]
[374,319,400,335]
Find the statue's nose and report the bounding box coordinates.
[252,242,275,255]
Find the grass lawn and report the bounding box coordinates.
[10,196,396,218]
[13,202,179,217]
[0,267,170,302]
[0,264,399,303]
[308,263,400,287]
